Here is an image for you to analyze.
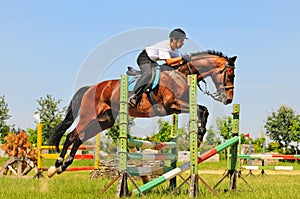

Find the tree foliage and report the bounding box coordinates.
[199,126,221,154]
[35,94,66,144]
[251,133,266,153]
[105,116,135,143]
[264,105,300,154]
[176,128,190,151]
[0,95,11,143]
[151,118,172,142]
[215,116,233,140]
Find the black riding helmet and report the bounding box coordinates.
[169,28,188,39]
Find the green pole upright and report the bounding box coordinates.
[170,113,178,188]
[116,75,129,197]
[230,104,240,190]
[119,75,128,172]
[189,74,198,197]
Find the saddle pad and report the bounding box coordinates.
[127,66,160,91]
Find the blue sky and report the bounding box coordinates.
[1,1,300,139]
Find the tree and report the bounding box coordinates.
[105,116,135,144]
[176,127,190,151]
[152,118,172,142]
[289,118,300,154]
[27,128,37,147]
[251,133,266,153]
[0,95,11,143]
[264,105,300,154]
[266,142,282,153]
[204,126,220,145]
[35,94,66,144]
[199,126,222,154]
[215,116,233,140]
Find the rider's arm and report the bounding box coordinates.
[165,56,183,66]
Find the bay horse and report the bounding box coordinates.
[47,50,237,177]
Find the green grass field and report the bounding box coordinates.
[1,171,300,199]
[1,158,300,199]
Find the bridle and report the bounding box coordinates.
[186,60,235,103]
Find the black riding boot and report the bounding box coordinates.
[128,50,155,106]
[128,87,144,107]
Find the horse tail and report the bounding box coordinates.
[49,86,91,152]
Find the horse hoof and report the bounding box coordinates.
[47,166,57,178]
[56,166,63,175]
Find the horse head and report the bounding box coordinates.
[178,50,237,105]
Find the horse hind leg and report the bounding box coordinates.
[56,120,100,174]
[50,110,116,176]
[197,105,209,145]
[58,135,83,173]
[48,131,76,178]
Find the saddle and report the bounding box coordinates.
[126,66,160,93]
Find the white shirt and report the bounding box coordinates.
[145,39,180,62]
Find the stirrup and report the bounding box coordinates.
[128,94,137,106]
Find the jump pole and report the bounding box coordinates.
[213,104,253,191]
[188,74,199,197]
[90,133,101,179]
[170,113,178,188]
[36,121,43,178]
[132,136,239,195]
[238,154,300,160]
[35,117,101,178]
[99,75,144,197]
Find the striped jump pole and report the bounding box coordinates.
[238,154,300,160]
[132,136,239,195]
[128,139,177,150]
[35,119,101,178]
[128,153,176,161]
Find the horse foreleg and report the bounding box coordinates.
[169,101,209,145]
[168,100,190,114]
[197,105,209,145]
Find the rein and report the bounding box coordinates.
[186,61,235,102]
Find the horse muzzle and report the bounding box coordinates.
[223,98,232,105]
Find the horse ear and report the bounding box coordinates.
[228,56,237,65]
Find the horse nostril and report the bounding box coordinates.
[225,99,232,104]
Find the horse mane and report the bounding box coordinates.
[190,50,229,59]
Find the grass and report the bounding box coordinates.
[1,158,300,198]
[1,171,300,199]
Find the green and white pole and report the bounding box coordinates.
[132,136,239,196]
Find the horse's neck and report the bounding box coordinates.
[162,69,188,85]
[176,61,214,79]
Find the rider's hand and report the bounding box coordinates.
[181,54,191,62]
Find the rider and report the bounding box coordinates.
[128,28,188,106]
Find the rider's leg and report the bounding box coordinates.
[128,62,152,106]
[128,50,155,106]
